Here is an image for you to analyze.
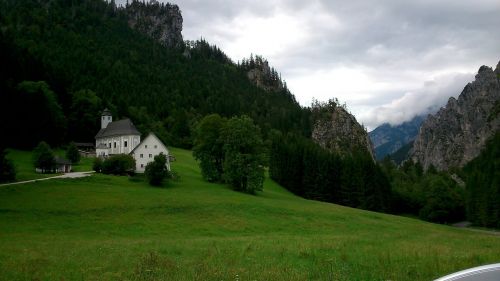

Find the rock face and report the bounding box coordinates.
[241,55,285,92]
[311,99,374,158]
[411,61,500,170]
[125,0,183,48]
[369,115,425,160]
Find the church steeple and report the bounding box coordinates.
[101,108,112,129]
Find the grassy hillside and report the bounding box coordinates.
[0,148,499,280]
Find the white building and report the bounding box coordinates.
[95,109,170,172]
[130,133,171,172]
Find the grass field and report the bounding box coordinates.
[0,148,499,280]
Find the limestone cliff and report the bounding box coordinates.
[125,0,183,48]
[311,99,374,158]
[411,61,500,170]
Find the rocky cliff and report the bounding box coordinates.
[125,0,183,48]
[411,61,500,170]
[241,55,286,92]
[311,99,374,158]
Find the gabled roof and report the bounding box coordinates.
[95,119,141,139]
[130,132,169,154]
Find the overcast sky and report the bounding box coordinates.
[121,0,500,130]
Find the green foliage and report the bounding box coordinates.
[0,0,310,148]
[68,89,102,142]
[93,157,103,173]
[66,142,81,164]
[10,81,67,148]
[418,174,465,223]
[270,133,392,212]
[384,159,465,223]
[101,154,135,175]
[463,132,500,228]
[32,141,56,173]
[0,147,16,182]
[222,116,266,194]
[192,114,227,182]
[145,153,169,186]
[193,115,266,194]
[1,147,498,280]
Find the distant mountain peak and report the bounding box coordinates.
[369,115,425,160]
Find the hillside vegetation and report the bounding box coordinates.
[0,148,499,281]
[0,0,309,149]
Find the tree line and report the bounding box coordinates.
[269,133,392,212]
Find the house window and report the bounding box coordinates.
[154,145,157,149]
[140,154,143,158]
[108,142,111,148]
[124,141,128,147]
[114,142,116,148]
[108,116,111,120]
[149,154,152,158]
[145,145,148,149]
[141,164,144,168]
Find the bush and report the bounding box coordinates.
[66,142,81,164]
[93,157,103,172]
[145,153,169,186]
[101,154,135,175]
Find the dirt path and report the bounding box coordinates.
[0,171,95,187]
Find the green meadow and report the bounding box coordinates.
[0,148,499,280]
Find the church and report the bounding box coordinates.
[95,109,170,172]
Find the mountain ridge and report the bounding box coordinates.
[369,115,425,160]
[411,61,500,170]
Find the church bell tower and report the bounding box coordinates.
[101,108,112,129]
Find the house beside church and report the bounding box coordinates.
[95,109,170,172]
[131,133,171,172]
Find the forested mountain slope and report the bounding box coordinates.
[0,0,309,148]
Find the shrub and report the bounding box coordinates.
[93,157,103,172]
[145,153,169,186]
[101,154,135,175]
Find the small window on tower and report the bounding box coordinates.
[114,142,116,148]
[108,116,111,120]
[149,154,152,158]
[141,164,144,168]
[140,154,143,158]
[124,141,128,147]
[109,143,111,148]
[145,145,148,149]
[154,145,157,149]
